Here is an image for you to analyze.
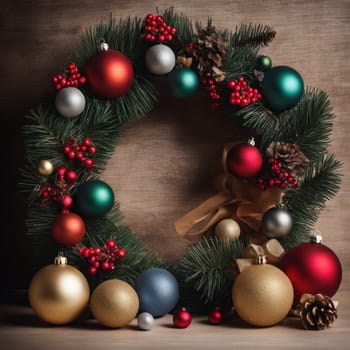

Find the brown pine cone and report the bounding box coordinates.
[299,293,338,330]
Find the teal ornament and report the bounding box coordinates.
[168,68,199,99]
[134,268,179,317]
[261,66,304,113]
[74,180,114,217]
[256,55,272,72]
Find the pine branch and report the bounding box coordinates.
[179,238,243,304]
[230,23,276,48]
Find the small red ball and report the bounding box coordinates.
[60,194,73,209]
[226,142,263,178]
[88,266,97,275]
[106,239,116,248]
[56,165,67,177]
[173,308,192,328]
[64,170,78,183]
[208,308,223,325]
[117,248,125,258]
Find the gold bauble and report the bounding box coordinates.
[29,254,90,325]
[38,160,54,176]
[90,279,139,328]
[215,219,241,241]
[232,257,293,327]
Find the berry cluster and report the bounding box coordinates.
[78,239,126,275]
[52,62,87,91]
[257,157,298,190]
[63,137,96,170]
[40,166,78,212]
[200,72,221,109]
[227,77,261,107]
[142,14,176,43]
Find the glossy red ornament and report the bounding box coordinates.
[280,241,342,304]
[227,142,263,179]
[52,212,85,246]
[85,49,134,98]
[173,308,192,328]
[208,308,223,325]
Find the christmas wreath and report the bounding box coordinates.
[22,8,342,329]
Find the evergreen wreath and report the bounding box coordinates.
[21,8,342,313]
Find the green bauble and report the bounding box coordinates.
[256,55,272,72]
[261,66,304,112]
[168,68,199,99]
[74,180,114,217]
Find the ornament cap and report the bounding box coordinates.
[248,137,256,146]
[310,230,323,243]
[97,38,109,52]
[54,252,68,265]
[256,255,267,265]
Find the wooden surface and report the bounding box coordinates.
[1,290,350,349]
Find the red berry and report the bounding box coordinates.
[117,249,126,258]
[93,261,100,268]
[165,34,172,41]
[42,191,49,199]
[101,261,110,270]
[57,75,63,80]
[88,266,97,275]
[94,248,101,254]
[268,179,275,187]
[80,145,87,152]
[78,247,85,255]
[158,35,165,42]
[67,151,75,159]
[227,80,235,89]
[146,14,154,21]
[89,256,96,264]
[82,249,91,258]
[84,158,93,169]
[88,146,96,154]
[145,33,151,40]
[79,76,86,84]
[61,78,67,86]
[76,151,83,160]
[60,194,73,209]
[171,28,176,34]
[55,84,61,90]
[52,77,58,83]
[280,183,287,189]
[109,263,115,271]
[65,170,77,183]
[106,239,116,248]
[56,165,67,177]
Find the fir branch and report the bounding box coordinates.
[179,238,243,304]
[230,23,276,48]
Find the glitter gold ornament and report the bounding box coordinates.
[232,256,293,327]
[38,160,54,176]
[29,253,90,325]
[215,219,241,241]
[90,279,139,328]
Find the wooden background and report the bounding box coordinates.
[0,0,349,293]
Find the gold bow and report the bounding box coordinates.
[175,143,283,241]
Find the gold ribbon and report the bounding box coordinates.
[175,143,283,241]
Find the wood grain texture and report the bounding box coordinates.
[0,0,349,293]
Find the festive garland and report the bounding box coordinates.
[22,8,342,329]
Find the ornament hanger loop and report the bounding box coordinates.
[248,137,256,146]
[97,38,109,52]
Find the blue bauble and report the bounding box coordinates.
[74,180,114,217]
[261,66,304,112]
[168,68,199,99]
[134,268,179,317]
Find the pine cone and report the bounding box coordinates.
[266,141,309,174]
[299,294,338,330]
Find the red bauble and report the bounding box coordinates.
[208,308,223,325]
[85,49,134,98]
[173,308,192,328]
[227,142,263,178]
[52,212,86,246]
[280,242,342,304]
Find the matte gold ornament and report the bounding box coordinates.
[215,219,240,241]
[232,255,293,327]
[29,253,90,325]
[38,160,54,176]
[90,279,139,328]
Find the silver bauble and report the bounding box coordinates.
[137,312,154,331]
[145,44,175,75]
[55,87,86,118]
[262,207,292,238]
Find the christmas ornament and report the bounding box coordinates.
[168,68,199,99]
[38,160,54,176]
[145,44,176,75]
[142,14,176,43]
[85,40,134,98]
[226,138,263,179]
[63,137,96,169]
[29,253,89,325]
[280,234,342,303]
[208,307,223,325]
[55,87,86,118]
[90,279,139,328]
[173,308,192,328]
[74,180,114,217]
[256,55,272,72]
[78,239,125,275]
[261,65,304,112]
[51,212,85,246]
[261,206,292,238]
[232,256,294,327]
[215,219,240,241]
[134,268,179,317]
[52,62,87,91]
[227,77,261,107]
[137,312,154,331]
[298,293,338,330]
